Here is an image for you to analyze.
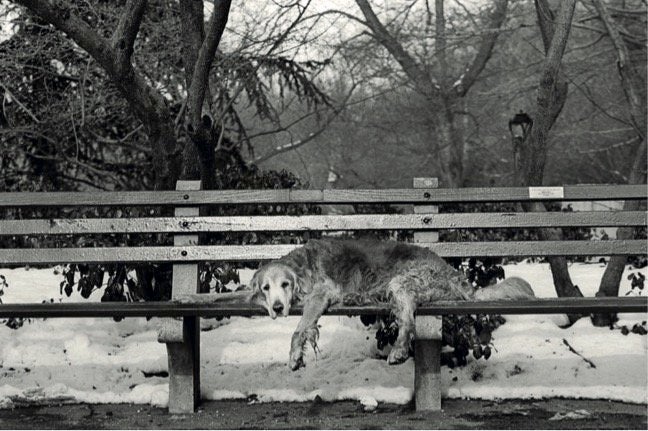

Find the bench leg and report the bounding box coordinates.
[166,179,202,414]
[414,315,442,411]
[412,178,442,411]
[166,316,200,414]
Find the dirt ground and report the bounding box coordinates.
[0,398,646,429]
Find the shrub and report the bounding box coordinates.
[373,257,508,367]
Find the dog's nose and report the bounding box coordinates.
[272,302,284,313]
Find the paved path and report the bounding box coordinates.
[0,399,645,429]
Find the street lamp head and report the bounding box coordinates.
[508,111,533,139]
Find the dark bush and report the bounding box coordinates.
[374,257,508,367]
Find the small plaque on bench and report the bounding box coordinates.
[528,186,564,199]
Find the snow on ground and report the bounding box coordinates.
[0,262,646,409]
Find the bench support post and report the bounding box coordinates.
[413,177,442,411]
[414,316,442,411]
[166,180,201,414]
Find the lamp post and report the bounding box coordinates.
[508,111,533,174]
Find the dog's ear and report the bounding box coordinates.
[285,269,299,297]
[248,269,266,306]
[248,289,266,306]
[290,267,311,302]
[247,271,266,306]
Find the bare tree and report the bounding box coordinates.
[514,0,584,325]
[590,0,647,326]
[347,0,509,187]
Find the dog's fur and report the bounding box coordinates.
[248,238,535,370]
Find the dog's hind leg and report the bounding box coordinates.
[289,286,340,370]
[387,275,417,365]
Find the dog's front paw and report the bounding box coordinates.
[387,346,410,365]
[289,332,307,370]
[289,350,305,371]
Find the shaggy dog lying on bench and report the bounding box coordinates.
[247,238,535,370]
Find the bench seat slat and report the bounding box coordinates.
[1,211,645,235]
[0,184,644,207]
[0,297,645,318]
[0,240,644,264]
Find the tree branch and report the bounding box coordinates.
[572,21,646,48]
[179,0,205,89]
[435,0,449,90]
[253,115,334,165]
[534,0,555,52]
[266,0,312,56]
[354,0,432,95]
[525,0,576,185]
[0,81,41,123]
[532,0,572,128]
[301,9,368,29]
[538,5,575,104]
[186,0,232,126]
[111,0,147,74]
[590,0,646,139]
[13,0,162,119]
[14,0,116,73]
[251,79,359,164]
[14,0,181,190]
[455,0,508,96]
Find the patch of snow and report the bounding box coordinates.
[255,389,319,403]
[549,409,592,421]
[0,2,18,43]
[0,262,645,408]
[206,389,246,401]
[49,59,65,74]
[339,386,411,405]
[359,394,378,411]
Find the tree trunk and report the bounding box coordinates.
[437,97,465,188]
[433,0,463,188]
[515,0,582,325]
[590,0,648,326]
[178,0,232,191]
[180,116,218,191]
[108,70,181,191]
[592,138,647,326]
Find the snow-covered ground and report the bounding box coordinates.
[0,261,646,409]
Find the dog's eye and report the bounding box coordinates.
[262,284,270,291]
[281,281,290,289]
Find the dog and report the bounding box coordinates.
[247,238,535,370]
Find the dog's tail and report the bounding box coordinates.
[473,276,535,301]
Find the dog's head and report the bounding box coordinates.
[249,263,298,319]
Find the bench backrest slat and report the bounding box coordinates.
[0,184,644,207]
[0,211,644,235]
[1,240,644,265]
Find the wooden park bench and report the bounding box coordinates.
[0,178,646,413]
